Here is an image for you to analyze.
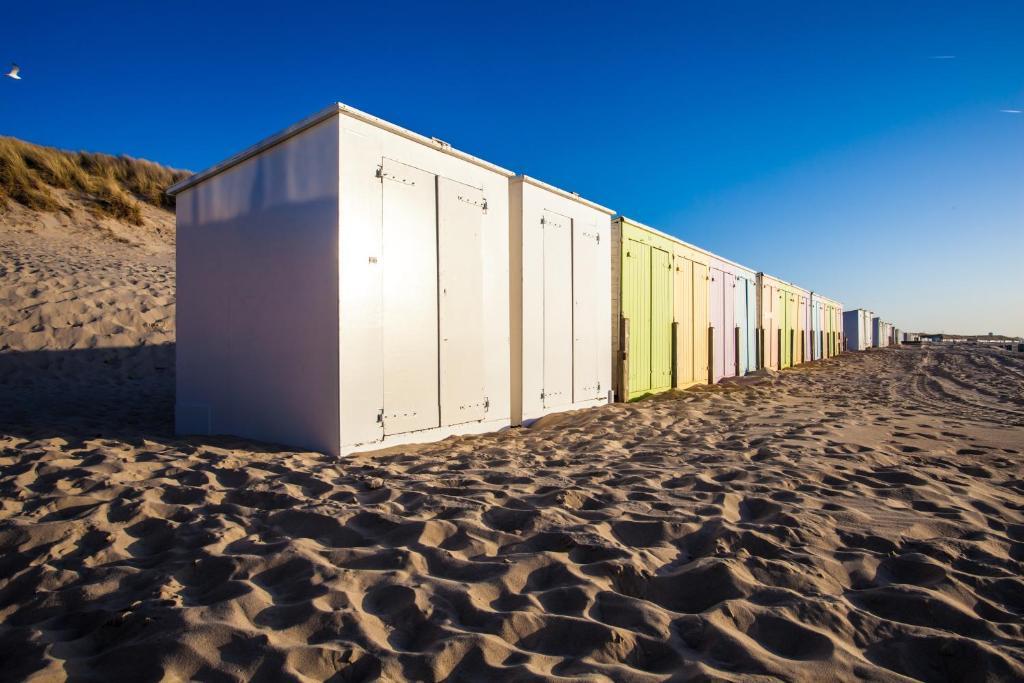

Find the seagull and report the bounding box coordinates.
[4,64,20,80]
[1000,109,1022,114]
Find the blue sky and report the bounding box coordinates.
[3,1,1022,335]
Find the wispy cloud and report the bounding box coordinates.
[1000,109,1022,114]
[929,55,956,59]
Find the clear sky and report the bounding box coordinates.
[3,1,1022,335]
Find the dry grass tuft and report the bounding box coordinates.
[0,136,189,224]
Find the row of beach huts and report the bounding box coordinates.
[168,103,902,455]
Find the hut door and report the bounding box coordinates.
[709,268,726,382]
[674,257,694,386]
[437,177,488,426]
[623,239,651,396]
[572,221,601,402]
[692,262,709,384]
[650,247,673,391]
[380,159,440,436]
[723,273,736,378]
[734,276,747,375]
[542,211,573,409]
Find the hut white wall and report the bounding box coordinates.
[510,178,612,424]
[336,113,511,451]
[843,308,874,351]
[175,118,341,453]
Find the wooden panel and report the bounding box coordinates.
[650,247,673,392]
[542,210,573,409]
[623,239,651,396]
[437,176,487,426]
[709,267,725,382]
[572,220,602,402]
[381,159,439,435]
[692,261,709,384]
[674,257,694,386]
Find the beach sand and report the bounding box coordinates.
[1,222,1023,681]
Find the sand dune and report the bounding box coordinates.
[1,226,1023,681]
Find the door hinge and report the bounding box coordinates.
[378,166,416,185]
[484,397,490,412]
[376,408,384,424]
[457,194,487,212]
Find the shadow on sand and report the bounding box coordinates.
[0,343,176,444]
[0,343,298,456]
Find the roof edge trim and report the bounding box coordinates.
[168,102,514,196]
[615,216,757,275]
[513,175,614,215]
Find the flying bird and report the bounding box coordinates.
[4,64,20,80]
[1000,109,1022,114]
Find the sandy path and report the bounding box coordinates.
[0,230,1022,680]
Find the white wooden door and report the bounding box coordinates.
[380,159,439,436]
[573,220,601,402]
[437,177,488,426]
[542,211,573,409]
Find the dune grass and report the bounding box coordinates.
[0,136,189,225]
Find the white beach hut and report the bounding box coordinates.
[509,176,614,425]
[169,103,513,455]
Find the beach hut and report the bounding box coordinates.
[612,217,710,401]
[169,103,513,455]
[757,273,808,370]
[509,176,614,425]
[843,308,873,351]
[708,255,758,381]
[843,309,860,351]
[810,293,843,360]
[873,317,887,347]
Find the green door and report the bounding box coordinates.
[650,247,673,392]
[624,239,651,396]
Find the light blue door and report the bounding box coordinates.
[734,275,746,374]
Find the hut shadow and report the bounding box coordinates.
[0,343,176,445]
[0,344,294,456]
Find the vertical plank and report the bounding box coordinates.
[381,159,440,436]
[437,176,486,427]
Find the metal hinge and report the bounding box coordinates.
[457,194,487,210]
[484,397,490,412]
[376,408,384,424]
[377,166,416,185]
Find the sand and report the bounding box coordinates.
[1,217,1023,681]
